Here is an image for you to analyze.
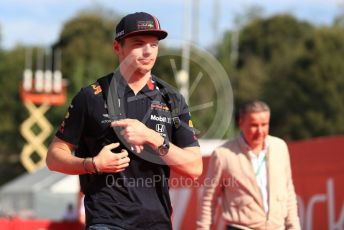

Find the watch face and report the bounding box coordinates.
[158,145,169,156]
[158,137,170,156]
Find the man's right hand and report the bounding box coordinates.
[94,143,130,173]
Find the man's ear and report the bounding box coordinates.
[113,40,120,55]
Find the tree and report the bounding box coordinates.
[219,15,313,121]
[46,8,121,129]
[217,13,344,140]
[264,26,344,139]
[0,46,27,184]
[54,8,120,96]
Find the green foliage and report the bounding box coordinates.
[55,9,119,96]
[0,46,28,184]
[238,14,313,64]
[218,14,344,140]
[47,9,121,139]
[265,27,344,139]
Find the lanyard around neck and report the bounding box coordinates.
[255,154,266,176]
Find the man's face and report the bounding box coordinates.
[114,35,159,76]
[239,111,270,149]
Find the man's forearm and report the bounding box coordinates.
[46,137,93,175]
[147,130,202,179]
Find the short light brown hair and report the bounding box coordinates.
[239,100,270,118]
[119,38,126,46]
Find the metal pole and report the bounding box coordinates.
[178,0,191,102]
[192,0,199,45]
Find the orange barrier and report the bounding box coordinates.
[289,136,344,230]
[0,218,83,230]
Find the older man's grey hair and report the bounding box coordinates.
[239,100,270,118]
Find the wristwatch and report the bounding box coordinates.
[157,136,170,156]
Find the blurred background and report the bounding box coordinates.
[0,0,343,229]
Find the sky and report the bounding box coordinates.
[0,0,342,50]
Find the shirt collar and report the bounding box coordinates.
[113,70,156,97]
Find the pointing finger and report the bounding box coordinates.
[111,119,133,127]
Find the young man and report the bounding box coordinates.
[197,101,300,230]
[47,12,202,230]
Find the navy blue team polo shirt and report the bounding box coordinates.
[56,71,199,229]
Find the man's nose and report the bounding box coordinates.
[143,44,152,55]
[257,126,263,134]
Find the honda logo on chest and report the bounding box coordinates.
[156,124,165,133]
